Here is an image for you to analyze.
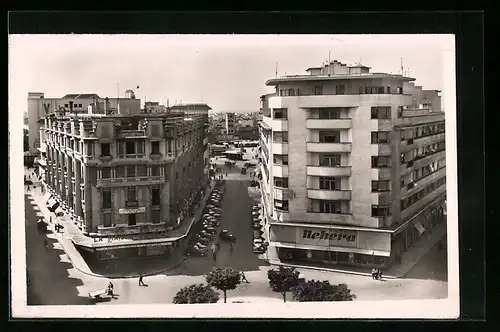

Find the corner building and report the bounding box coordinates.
[39,112,209,260]
[258,60,446,268]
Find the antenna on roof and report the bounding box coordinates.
[275,62,278,78]
[400,57,404,75]
[328,50,331,76]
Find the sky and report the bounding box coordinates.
[9,34,454,114]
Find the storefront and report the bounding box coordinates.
[269,223,392,268]
[92,242,175,261]
[390,195,446,263]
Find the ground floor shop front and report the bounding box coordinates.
[270,196,447,269]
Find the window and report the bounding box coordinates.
[371,156,391,168]
[371,131,390,144]
[151,210,161,224]
[274,199,289,211]
[372,205,391,217]
[397,87,403,94]
[151,141,160,154]
[137,165,147,176]
[371,107,391,119]
[127,187,136,201]
[273,132,288,143]
[152,187,161,206]
[101,143,110,156]
[151,165,161,176]
[320,154,341,167]
[319,130,340,143]
[126,141,135,154]
[288,89,295,96]
[378,87,385,94]
[274,177,289,188]
[319,177,340,190]
[372,180,390,192]
[102,189,112,209]
[64,104,69,108]
[273,154,289,166]
[78,104,82,108]
[101,168,112,179]
[319,108,340,119]
[102,213,112,227]
[314,85,323,95]
[319,200,342,214]
[335,85,345,95]
[116,166,125,178]
[137,141,145,154]
[273,108,288,119]
[126,165,135,178]
[387,86,391,94]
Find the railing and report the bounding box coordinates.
[97,222,167,236]
[117,154,145,159]
[97,176,164,187]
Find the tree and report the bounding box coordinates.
[267,266,300,302]
[291,280,357,302]
[205,267,242,303]
[173,283,219,304]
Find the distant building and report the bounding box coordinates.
[258,60,446,269]
[225,112,236,134]
[143,101,168,113]
[27,92,141,153]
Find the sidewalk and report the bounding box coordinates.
[267,222,447,279]
[27,177,216,279]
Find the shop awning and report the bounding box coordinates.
[413,221,426,235]
[94,241,172,251]
[271,241,391,257]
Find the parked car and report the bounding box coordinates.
[200,230,214,238]
[185,246,207,256]
[194,242,208,250]
[203,226,216,232]
[219,229,236,242]
[253,238,264,247]
[253,246,266,254]
[253,229,263,238]
[193,236,210,245]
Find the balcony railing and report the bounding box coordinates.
[306,118,352,130]
[306,142,352,153]
[307,189,352,200]
[117,154,145,159]
[96,176,164,187]
[306,165,351,177]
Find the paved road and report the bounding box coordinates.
[406,238,448,282]
[25,193,93,305]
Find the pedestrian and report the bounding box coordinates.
[371,268,377,280]
[229,242,234,254]
[212,251,217,262]
[378,269,383,281]
[216,241,221,252]
[241,271,250,283]
[108,282,114,298]
[43,239,48,250]
[138,273,145,286]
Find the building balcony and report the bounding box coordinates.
[306,142,352,153]
[307,189,352,200]
[272,142,289,154]
[306,165,351,177]
[150,153,162,160]
[263,116,288,132]
[306,119,352,130]
[37,143,47,154]
[272,165,289,177]
[35,158,47,167]
[96,176,165,188]
[413,132,446,148]
[371,192,393,206]
[270,95,363,109]
[99,155,113,163]
[97,222,168,236]
[116,130,148,139]
[371,143,392,156]
[401,166,447,197]
[117,154,145,160]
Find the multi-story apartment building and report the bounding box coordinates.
[258,60,446,268]
[225,112,236,134]
[39,111,210,260]
[28,92,141,154]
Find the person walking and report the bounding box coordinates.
[43,239,48,250]
[241,271,250,283]
[107,282,115,298]
[371,268,377,280]
[229,242,234,254]
[138,273,145,286]
[378,269,383,281]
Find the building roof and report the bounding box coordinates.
[62,93,101,99]
[266,73,415,86]
[170,103,212,110]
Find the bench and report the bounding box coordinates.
[88,288,108,300]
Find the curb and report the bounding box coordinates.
[268,260,400,279]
